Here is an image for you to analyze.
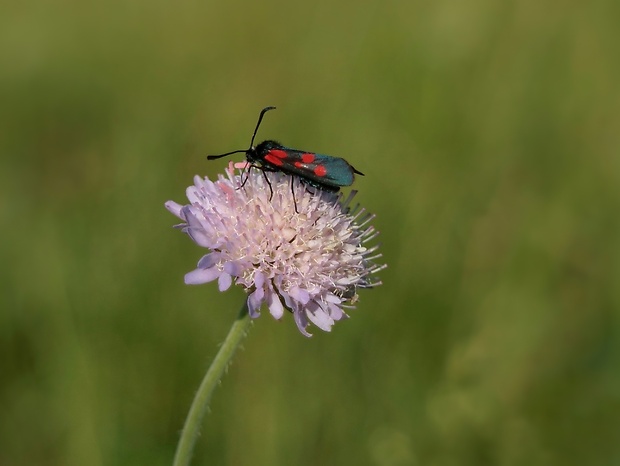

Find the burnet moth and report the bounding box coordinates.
[207,107,364,199]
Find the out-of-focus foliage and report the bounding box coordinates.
[1,0,619,464]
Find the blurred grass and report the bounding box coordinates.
[1,0,619,465]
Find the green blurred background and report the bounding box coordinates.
[2,0,619,465]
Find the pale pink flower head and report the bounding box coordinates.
[165,163,384,336]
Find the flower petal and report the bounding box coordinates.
[254,270,265,288]
[218,272,232,291]
[223,261,245,277]
[293,307,312,337]
[289,286,310,305]
[328,302,347,321]
[185,267,219,285]
[164,201,184,219]
[183,209,212,248]
[324,293,342,304]
[247,287,265,318]
[198,253,221,269]
[306,302,334,332]
[266,288,284,320]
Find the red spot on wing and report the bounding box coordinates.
[314,165,327,177]
[294,161,304,168]
[264,153,284,166]
[269,149,288,159]
[301,153,315,163]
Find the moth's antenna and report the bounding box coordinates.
[207,106,276,160]
[206,149,246,160]
[250,106,276,148]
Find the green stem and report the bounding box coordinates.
[173,301,252,466]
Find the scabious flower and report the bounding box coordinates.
[165,163,384,336]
